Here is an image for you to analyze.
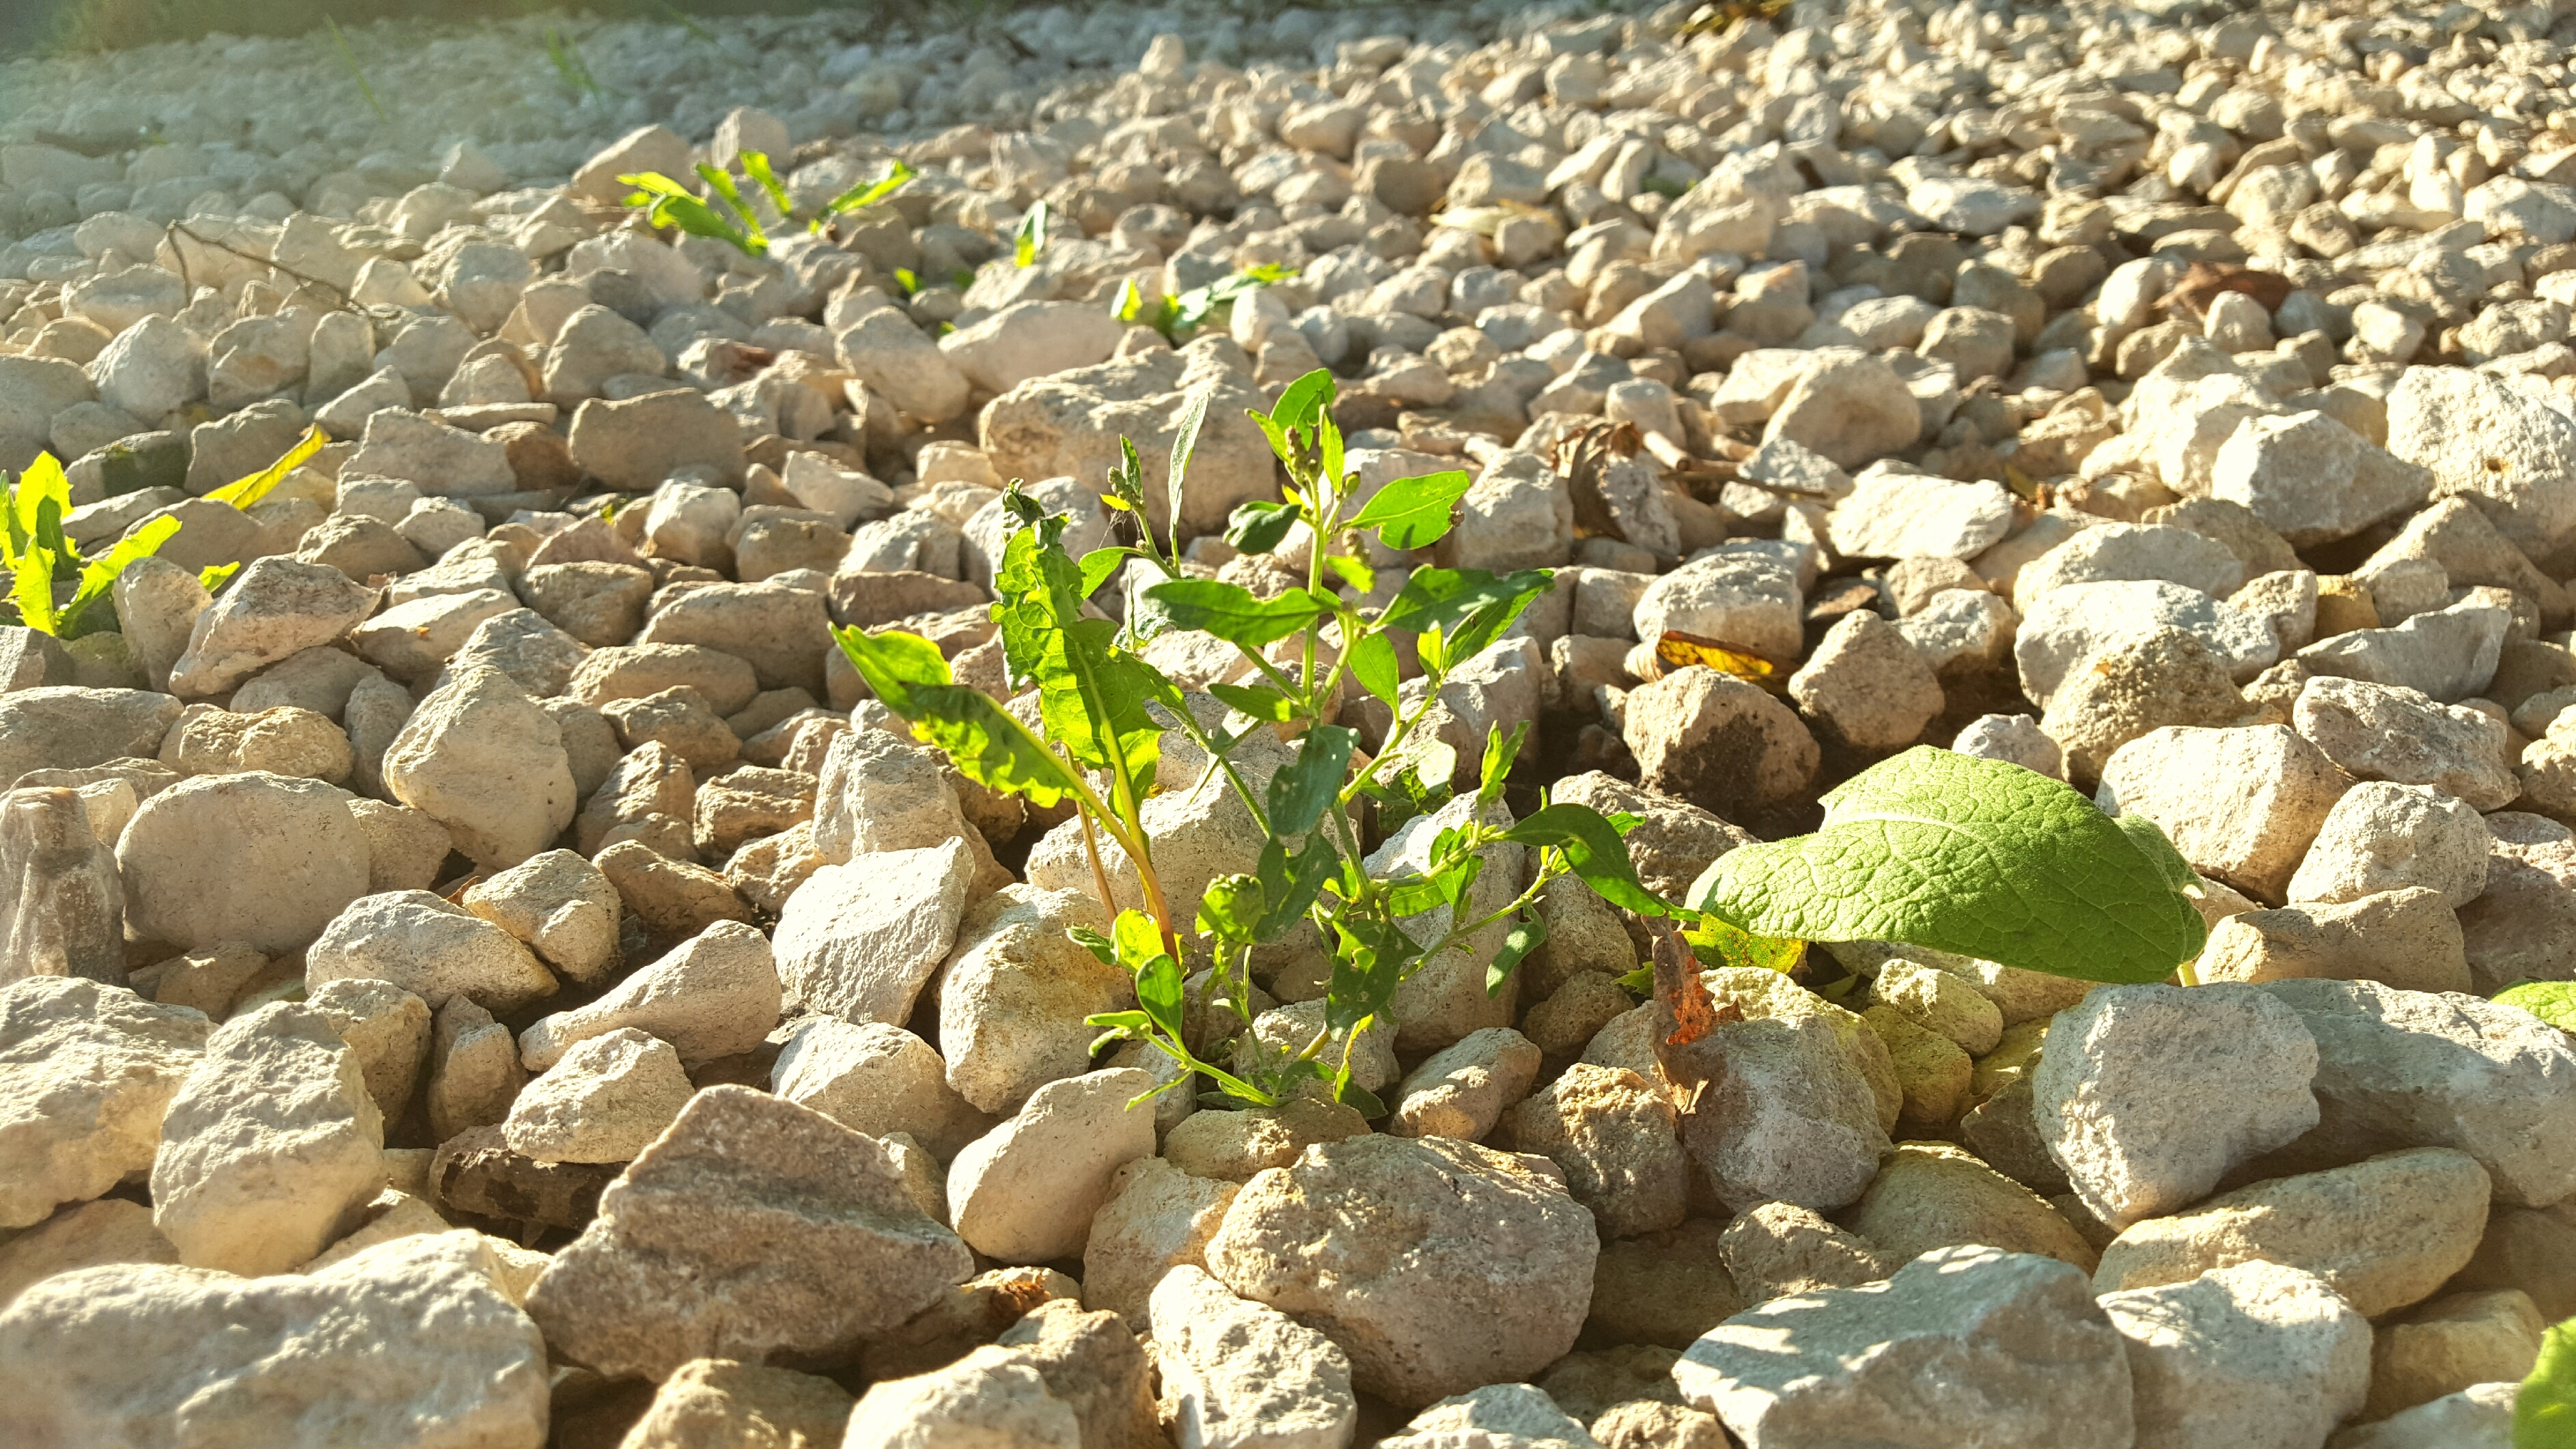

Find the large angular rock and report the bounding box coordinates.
[2033,983,2321,1231]
[1674,1246,2133,1449]
[2096,725,2351,903]
[165,557,377,699]
[0,978,208,1229]
[383,668,578,869]
[517,920,776,1072]
[1629,549,1805,662]
[1655,971,1896,1213]
[2211,409,2433,547]
[844,1344,1080,1447]
[2293,676,2518,811]
[612,1358,855,1449]
[772,840,974,1025]
[935,883,1125,1114]
[2258,979,2576,1207]
[115,771,373,952]
[1081,1157,1238,1329]
[2096,1261,2372,1449]
[947,1068,1158,1263]
[770,1019,988,1161]
[1842,1141,2099,1270]
[2197,889,2471,995]
[810,726,969,860]
[2297,597,2511,704]
[1499,1062,1688,1239]
[1,785,124,985]
[1827,467,2016,560]
[568,388,746,491]
[2093,1148,2493,1317]
[2017,580,2277,708]
[501,1027,693,1164]
[1151,1263,1357,1449]
[0,1230,549,1449]
[306,890,557,1015]
[0,687,182,792]
[526,1084,973,1379]
[150,1001,387,1276]
[1623,667,1819,821]
[634,581,831,696]
[0,1198,178,1310]
[1205,1133,1596,1409]
[2384,365,2576,554]
[980,345,1274,540]
[462,849,622,989]
[2286,782,2491,911]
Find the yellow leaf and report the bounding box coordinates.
[1655,631,1788,694]
[207,425,327,510]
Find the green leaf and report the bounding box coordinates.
[621,171,766,256]
[1254,837,1339,941]
[1208,682,1295,721]
[739,150,794,217]
[1135,579,1326,648]
[1504,803,1667,917]
[1068,924,1119,967]
[820,159,915,218]
[1273,368,1336,435]
[1267,725,1355,839]
[1321,553,1375,594]
[1197,874,1266,946]
[895,267,920,295]
[1695,747,2211,984]
[1224,500,1299,555]
[7,454,70,565]
[1348,631,1400,707]
[2521,1319,2576,1448]
[1346,469,1475,551]
[1488,907,1548,997]
[1326,914,1418,1034]
[993,501,1167,806]
[1683,914,1803,974]
[1112,909,1163,968]
[833,626,1086,808]
[1111,277,1146,325]
[1085,1009,1154,1053]
[1167,390,1208,557]
[1077,547,1141,601]
[1379,566,1555,637]
[62,514,180,636]
[2498,980,2576,1032]
[198,561,240,593]
[10,542,58,634]
[1013,199,1051,266]
[1137,952,1185,1038]
[206,424,326,510]
[1318,410,1346,501]
[1478,719,1529,808]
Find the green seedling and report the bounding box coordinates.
[837,367,1661,1112]
[1693,747,2208,985]
[626,154,914,257]
[1013,199,1051,267]
[4,454,180,638]
[1113,263,1297,342]
[324,18,388,123]
[2524,1319,2576,1447]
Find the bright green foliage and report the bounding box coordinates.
[1113,264,1299,342]
[2499,981,2576,1033]
[2523,1319,2576,1448]
[4,454,184,637]
[837,365,1661,1111]
[625,153,913,258]
[1695,747,2209,984]
[206,424,324,509]
[1013,200,1052,267]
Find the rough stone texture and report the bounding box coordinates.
[1623,667,1818,821]
[500,1027,694,1163]
[306,889,558,1016]
[768,1018,988,1162]
[0,1197,179,1310]
[613,1358,855,1449]
[383,668,578,870]
[2285,782,2491,911]
[1843,1141,2099,1271]
[2366,1290,2545,1424]
[2096,725,2351,903]
[2096,1260,2372,1449]
[526,1084,973,1381]
[945,1068,1158,1264]
[1654,969,1897,1213]
[1151,1262,1358,1449]
[115,770,372,953]
[990,1297,1164,1449]
[2092,1148,2493,1318]
[0,1230,549,1449]
[0,976,208,1229]
[2293,676,2519,811]
[517,919,777,1072]
[844,1344,1081,1449]
[1716,1202,1895,1303]
[771,841,974,1026]
[1389,1026,1545,1141]
[1205,1133,1596,1410]
[1499,1062,1687,1240]
[150,1001,387,1277]
[1081,1157,1239,1330]
[2033,983,2321,1231]
[2256,978,2576,1208]
[933,883,1126,1115]
[2196,889,2471,995]
[462,849,624,989]
[1675,1246,2134,1449]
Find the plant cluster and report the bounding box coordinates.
[621,154,913,259]
[1112,262,1297,344]
[833,369,2217,1110]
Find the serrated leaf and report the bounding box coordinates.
[1696,747,2210,984]
[1267,725,1354,839]
[1135,579,1325,648]
[1503,803,1667,917]
[10,542,58,634]
[2497,980,2576,1033]
[1488,907,1548,997]
[2520,1319,2576,1448]
[1347,469,1474,551]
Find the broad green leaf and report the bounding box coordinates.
[1077,547,1139,599]
[1695,747,2211,984]
[739,150,793,217]
[1478,719,1529,808]
[2497,980,2576,1033]
[1379,566,1555,637]
[1113,909,1164,969]
[1321,553,1375,594]
[1013,200,1051,266]
[1111,277,1146,325]
[833,626,1085,807]
[1683,914,1804,974]
[1346,469,1474,551]
[206,425,326,510]
[1267,725,1355,839]
[198,561,240,592]
[1197,874,1266,945]
[1273,368,1335,435]
[1137,951,1185,1039]
[63,514,180,635]
[993,503,1166,805]
[1254,837,1338,941]
[1167,390,1209,555]
[7,454,70,564]
[1085,1009,1154,1053]
[1208,682,1295,721]
[1503,803,1667,917]
[1327,913,1418,1033]
[1135,579,1325,648]
[1489,907,1548,997]
[11,543,58,633]
[1441,575,1555,670]
[1224,500,1299,555]
[1347,631,1400,707]
[2521,1319,2576,1448]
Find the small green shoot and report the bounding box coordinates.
[1013,200,1051,267]
[894,268,921,296]
[621,170,767,257]
[1113,263,1297,342]
[324,18,388,123]
[4,454,184,637]
[816,158,915,230]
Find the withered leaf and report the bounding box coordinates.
[1653,631,1789,693]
